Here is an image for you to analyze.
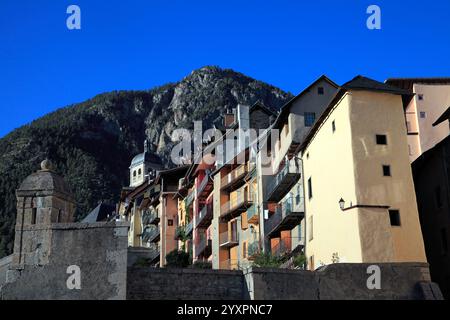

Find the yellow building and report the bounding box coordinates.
[300,76,427,269]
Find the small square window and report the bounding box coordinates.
[332,120,336,133]
[376,134,387,145]
[383,165,391,176]
[304,112,316,127]
[418,94,424,101]
[389,210,401,226]
[167,219,173,226]
[318,87,324,95]
[420,111,426,119]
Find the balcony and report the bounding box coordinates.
[220,190,255,221]
[265,196,304,238]
[266,159,301,202]
[196,202,213,228]
[142,208,159,225]
[219,259,239,270]
[219,231,239,248]
[175,221,193,240]
[221,164,248,191]
[141,226,160,243]
[197,172,213,200]
[248,240,261,260]
[246,204,259,225]
[271,239,291,257]
[186,220,193,235]
[184,189,195,209]
[195,236,212,258]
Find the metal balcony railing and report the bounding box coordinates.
[142,208,159,225]
[141,225,160,243]
[265,196,304,238]
[184,189,195,209]
[219,231,238,248]
[221,164,247,190]
[186,220,193,235]
[175,221,193,240]
[196,202,213,228]
[265,159,301,202]
[220,191,255,219]
[195,236,212,257]
[197,171,211,197]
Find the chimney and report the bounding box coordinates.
[223,109,235,127]
[237,104,250,153]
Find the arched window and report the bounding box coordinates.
[138,168,142,176]
[31,197,37,225]
[57,209,63,223]
[133,170,137,177]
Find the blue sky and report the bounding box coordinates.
[1,0,450,137]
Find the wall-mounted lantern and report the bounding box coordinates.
[339,198,345,211]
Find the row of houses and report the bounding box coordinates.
[117,75,450,295]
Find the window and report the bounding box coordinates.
[435,186,443,208]
[304,112,316,127]
[308,216,314,241]
[332,120,336,133]
[382,165,391,177]
[376,134,387,145]
[31,208,37,225]
[308,177,313,199]
[57,209,63,223]
[418,94,424,101]
[138,168,142,176]
[306,152,309,159]
[420,111,426,119]
[241,212,248,230]
[318,87,324,95]
[389,210,401,226]
[168,219,173,226]
[309,255,314,270]
[133,170,136,177]
[441,229,448,254]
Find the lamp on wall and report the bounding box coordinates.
[339,198,389,211]
[339,198,345,211]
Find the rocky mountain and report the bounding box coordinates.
[0,66,292,258]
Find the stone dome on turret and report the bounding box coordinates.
[17,159,74,199]
[129,140,162,169]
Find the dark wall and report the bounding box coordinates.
[126,263,441,300]
[1,222,128,300]
[412,138,450,299]
[246,263,441,300]
[127,267,249,300]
